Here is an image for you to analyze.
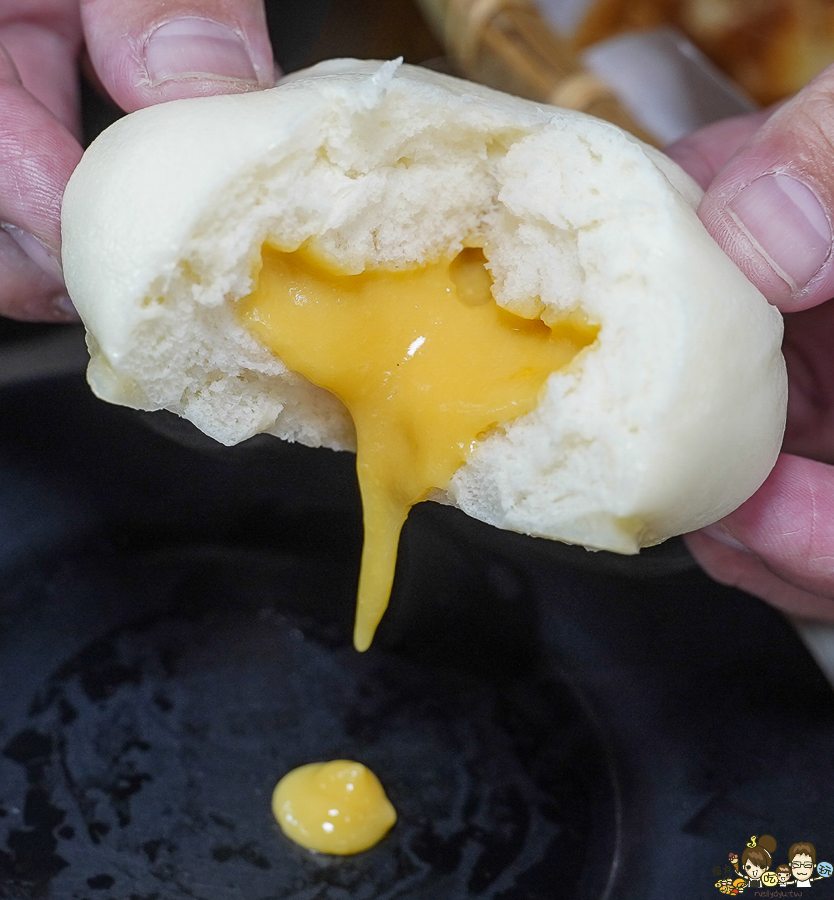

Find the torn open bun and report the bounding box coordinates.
[62,58,787,555]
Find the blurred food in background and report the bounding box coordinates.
[305,0,834,142]
[415,0,834,142]
[420,0,834,108]
[564,0,834,106]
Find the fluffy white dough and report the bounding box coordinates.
[62,58,787,554]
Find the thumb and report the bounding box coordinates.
[81,0,276,114]
[699,65,834,313]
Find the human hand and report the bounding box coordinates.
[0,0,274,322]
[667,65,834,622]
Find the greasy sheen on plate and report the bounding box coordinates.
[61,59,787,645]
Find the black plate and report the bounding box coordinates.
[0,370,833,900]
[0,372,618,899]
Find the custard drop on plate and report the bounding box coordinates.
[272,760,396,854]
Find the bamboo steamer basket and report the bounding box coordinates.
[416,0,653,140]
[571,0,834,107]
[418,0,834,113]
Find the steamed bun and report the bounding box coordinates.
[61,58,787,557]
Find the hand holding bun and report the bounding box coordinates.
[669,62,834,623]
[62,60,787,644]
[0,0,275,323]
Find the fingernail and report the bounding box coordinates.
[728,173,831,292]
[701,523,751,554]
[0,222,63,282]
[145,18,258,86]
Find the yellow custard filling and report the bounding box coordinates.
[272,760,396,854]
[238,246,597,649]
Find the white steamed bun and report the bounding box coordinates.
[61,59,787,554]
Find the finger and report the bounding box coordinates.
[686,531,834,622]
[0,18,82,136]
[688,453,834,619]
[0,227,72,321]
[780,302,834,464]
[665,109,772,190]
[0,44,82,321]
[697,64,834,312]
[80,0,276,114]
